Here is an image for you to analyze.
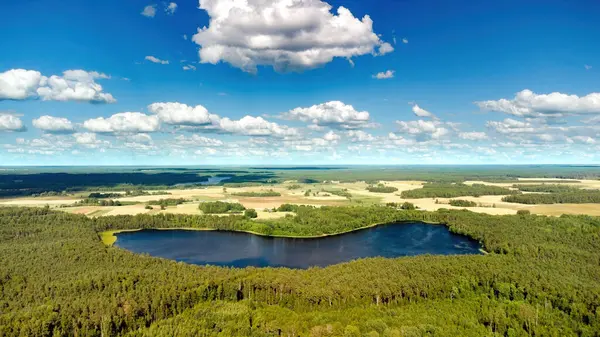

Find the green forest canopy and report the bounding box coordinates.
[1,206,599,336]
[401,183,517,198]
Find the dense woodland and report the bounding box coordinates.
[502,191,600,204]
[512,184,581,193]
[449,199,478,207]
[230,190,282,197]
[1,205,600,336]
[366,185,398,193]
[401,183,517,198]
[199,201,246,214]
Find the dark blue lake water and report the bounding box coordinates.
[115,222,481,269]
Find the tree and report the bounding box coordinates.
[244,209,258,218]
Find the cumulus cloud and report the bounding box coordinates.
[83,112,160,134]
[192,0,394,73]
[283,101,372,129]
[396,120,449,140]
[346,130,375,142]
[372,70,394,79]
[73,132,109,148]
[412,104,435,118]
[323,130,340,142]
[182,64,196,71]
[486,118,536,134]
[174,134,224,147]
[141,5,156,17]
[165,2,177,15]
[32,115,75,134]
[126,133,153,143]
[218,116,298,137]
[0,69,115,103]
[0,69,42,100]
[148,102,219,126]
[475,89,600,118]
[0,114,26,132]
[402,38,408,44]
[145,56,169,64]
[458,131,488,140]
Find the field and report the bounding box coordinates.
[2,173,600,217]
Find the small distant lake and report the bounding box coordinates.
[115,223,481,269]
[174,176,231,187]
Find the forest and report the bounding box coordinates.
[1,205,599,336]
[502,191,600,204]
[230,190,282,197]
[401,183,517,198]
[512,184,581,193]
[366,185,398,193]
[449,199,478,207]
[199,201,246,214]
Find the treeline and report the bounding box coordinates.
[74,198,124,206]
[502,191,600,204]
[401,183,517,198]
[449,199,478,207]
[199,201,246,214]
[366,184,398,193]
[1,207,600,336]
[147,198,188,207]
[513,184,581,193]
[231,190,281,197]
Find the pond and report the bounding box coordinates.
[115,222,482,269]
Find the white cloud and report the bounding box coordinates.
[459,131,488,140]
[402,38,408,44]
[570,136,596,144]
[148,102,218,126]
[83,112,160,134]
[32,115,75,133]
[396,120,449,140]
[0,69,43,100]
[192,0,393,73]
[412,104,435,118]
[182,64,196,71]
[141,5,156,17]
[183,34,188,40]
[585,64,592,70]
[175,134,224,147]
[218,116,298,137]
[346,130,375,142]
[283,101,372,129]
[0,69,115,103]
[323,130,340,141]
[372,70,394,80]
[165,2,177,15]
[486,118,536,134]
[73,132,109,148]
[145,56,169,64]
[388,132,414,145]
[195,148,218,155]
[476,89,600,118]
[377,42,394,55]
[126,133,153,143]
[0,114,25,132]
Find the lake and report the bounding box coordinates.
[115,222,482,269]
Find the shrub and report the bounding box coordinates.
[244,209,258,218]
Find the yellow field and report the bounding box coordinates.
[3,179,599,217]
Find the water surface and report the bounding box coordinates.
[115,222,481,269]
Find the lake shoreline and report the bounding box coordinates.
[99,219,463,247]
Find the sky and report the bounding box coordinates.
[0,0,599,165]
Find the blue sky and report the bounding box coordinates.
[0,0,599,165]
